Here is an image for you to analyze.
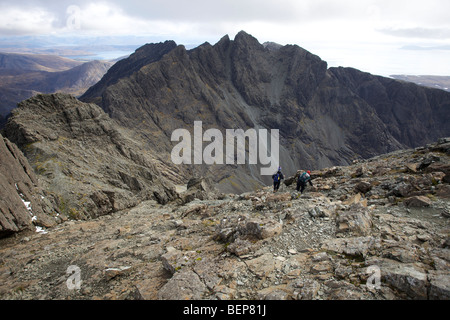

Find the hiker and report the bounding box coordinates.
[272,167,284,192]
[296,170,313,194]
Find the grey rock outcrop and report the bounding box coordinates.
[4,93,177,220]
[0,133,56,237]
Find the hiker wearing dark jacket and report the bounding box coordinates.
[272,167,284,192]
[296,170,313,194]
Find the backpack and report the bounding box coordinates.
[299,172,310,183]
[273,172,281,182]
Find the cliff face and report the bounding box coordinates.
[4,93,178,221]
[0,133,57,238]
[328,67,450,148]
[80,31,450,193]
[81,41,178,106]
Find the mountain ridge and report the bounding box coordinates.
[0,52,82,72]
[80,31,450,193]
[0,31,449,301]
[4,93,178,222]
[0,54,114,124]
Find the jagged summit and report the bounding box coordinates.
[234,30,260,43]
[262,41,283,51]
[79,31,449,194]
[81,40,177,105]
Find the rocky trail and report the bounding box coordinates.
[0,139,449,300]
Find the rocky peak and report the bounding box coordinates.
[81,31,449,195]
[4,93,178,220]
[81,40,177,105]
[133,40,177,60]
[233,30,263,48]
[216,34,231,47]
[5,93,111,146]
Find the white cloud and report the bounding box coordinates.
[378,27,450,40]
[1,0,449,42]
[0,6,56,35]
[0,0,448,75]
[64,2,151,35]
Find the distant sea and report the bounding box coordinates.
[65,50,135,61]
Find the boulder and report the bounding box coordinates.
[226,238,254,257]
[322,237,381,257]
[308,206,331,218]
[391,182,414,198]
[336,206,373,236]
[214,214,282,244]
[343,193,367,207]
[418,155,441,171]
[187,177,209,191]
[245,253,280,278]
[104,266,131,280]
[157,270,208,300]
[354,181,372,194]
[436,185,450,198]
[428,271,450,300]
[179,177,217,204]
[404,196,432,208]
[379,260,429,300]
[405,163,419,173]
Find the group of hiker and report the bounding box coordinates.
[272,167,313,194]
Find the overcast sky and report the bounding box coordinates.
[0,0,449,76]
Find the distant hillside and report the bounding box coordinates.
[390,75,450,92]
[0,53,113,122]
[37,60,114,96]
[0,52,82,72]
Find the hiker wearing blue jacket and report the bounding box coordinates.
[272,167,284,192]
[296,170,313,194]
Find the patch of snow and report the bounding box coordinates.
[19,193,38,223]
[22,199,32,211]
[35,226,48,234]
